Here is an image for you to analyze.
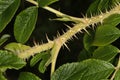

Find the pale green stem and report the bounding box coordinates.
[58,4,120,44]
[48,4,120,75]
[18,41,54,59]
[19,1,120,76]
[110,54,120,80]
[43,6,84,23]
[26,0,38,6]
[18,2,120,66]
[50,39,62,76]
[26,0,83,23]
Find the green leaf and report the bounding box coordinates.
[103,14,120,26]
[92,26,120,46]
[114,69,120,80]
[51,59,114,80]
[38,53,50,73]
[0,72,6,80]
[78,49,92,61]
[0,50,26,72]
[30,53,42,67]
[4,42,30,54]
[30,52,46,67]
[14,6,38,43]
[30,51,51,73]
[0,34,10,46]
[83,30,96,52]
[37,0,58,7]
[86,0,116,16]
[0,0,20,32]
[92,14,120,46]
[18,72,41,80]
[93,45,119,61]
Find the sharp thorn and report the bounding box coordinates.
[64,24,72,29]
[63,43,70,51]
[46,34,51,42]
[84,28,90,35]
[73,35,78,39]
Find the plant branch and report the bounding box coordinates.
[19,1,120,76]
[43,6,84,23]
[18,41,54,59]
[26,0,38,6]
[26,0,84,23]
[18,3,120,59]
[50,38,62,76]
[110,54,120,80]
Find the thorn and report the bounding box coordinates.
[109,6,113,10]
[33,40,38,46]
[57,31,61,37]
[91,24,95,31]
[79,30,83,33]
[63,43,70,51]
[98,8,103,14]
[87,25,91,28]
[91,23,95,27]
[46,34,51,42]
[81,13,88,18]
[83,28,90,35]
[64,24,72,29]
[71,36,74,40]
[105,8,109,13]
[99,19,103,24]
[77,27,83,33]
[73,34,78,39]
[90,11,93,18]
[62,29,66,34]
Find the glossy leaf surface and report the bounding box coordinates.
[103,14,120,26]
[30,51,51,73]
[18,72,41,80]
[87,0,117,16]
[93,45,119,61]
[51,59,114,80]
[38,53,50,73]
[14,6,38,43]
[4,42,30,54]
[0,34,10,46]
[93,26,120,46]
[0,0,20,32]
[115,69,120,80]
[83,30,96,52]
[78,49,92,61]
[0,50,26,72]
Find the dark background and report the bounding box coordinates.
[1,0,120,80]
